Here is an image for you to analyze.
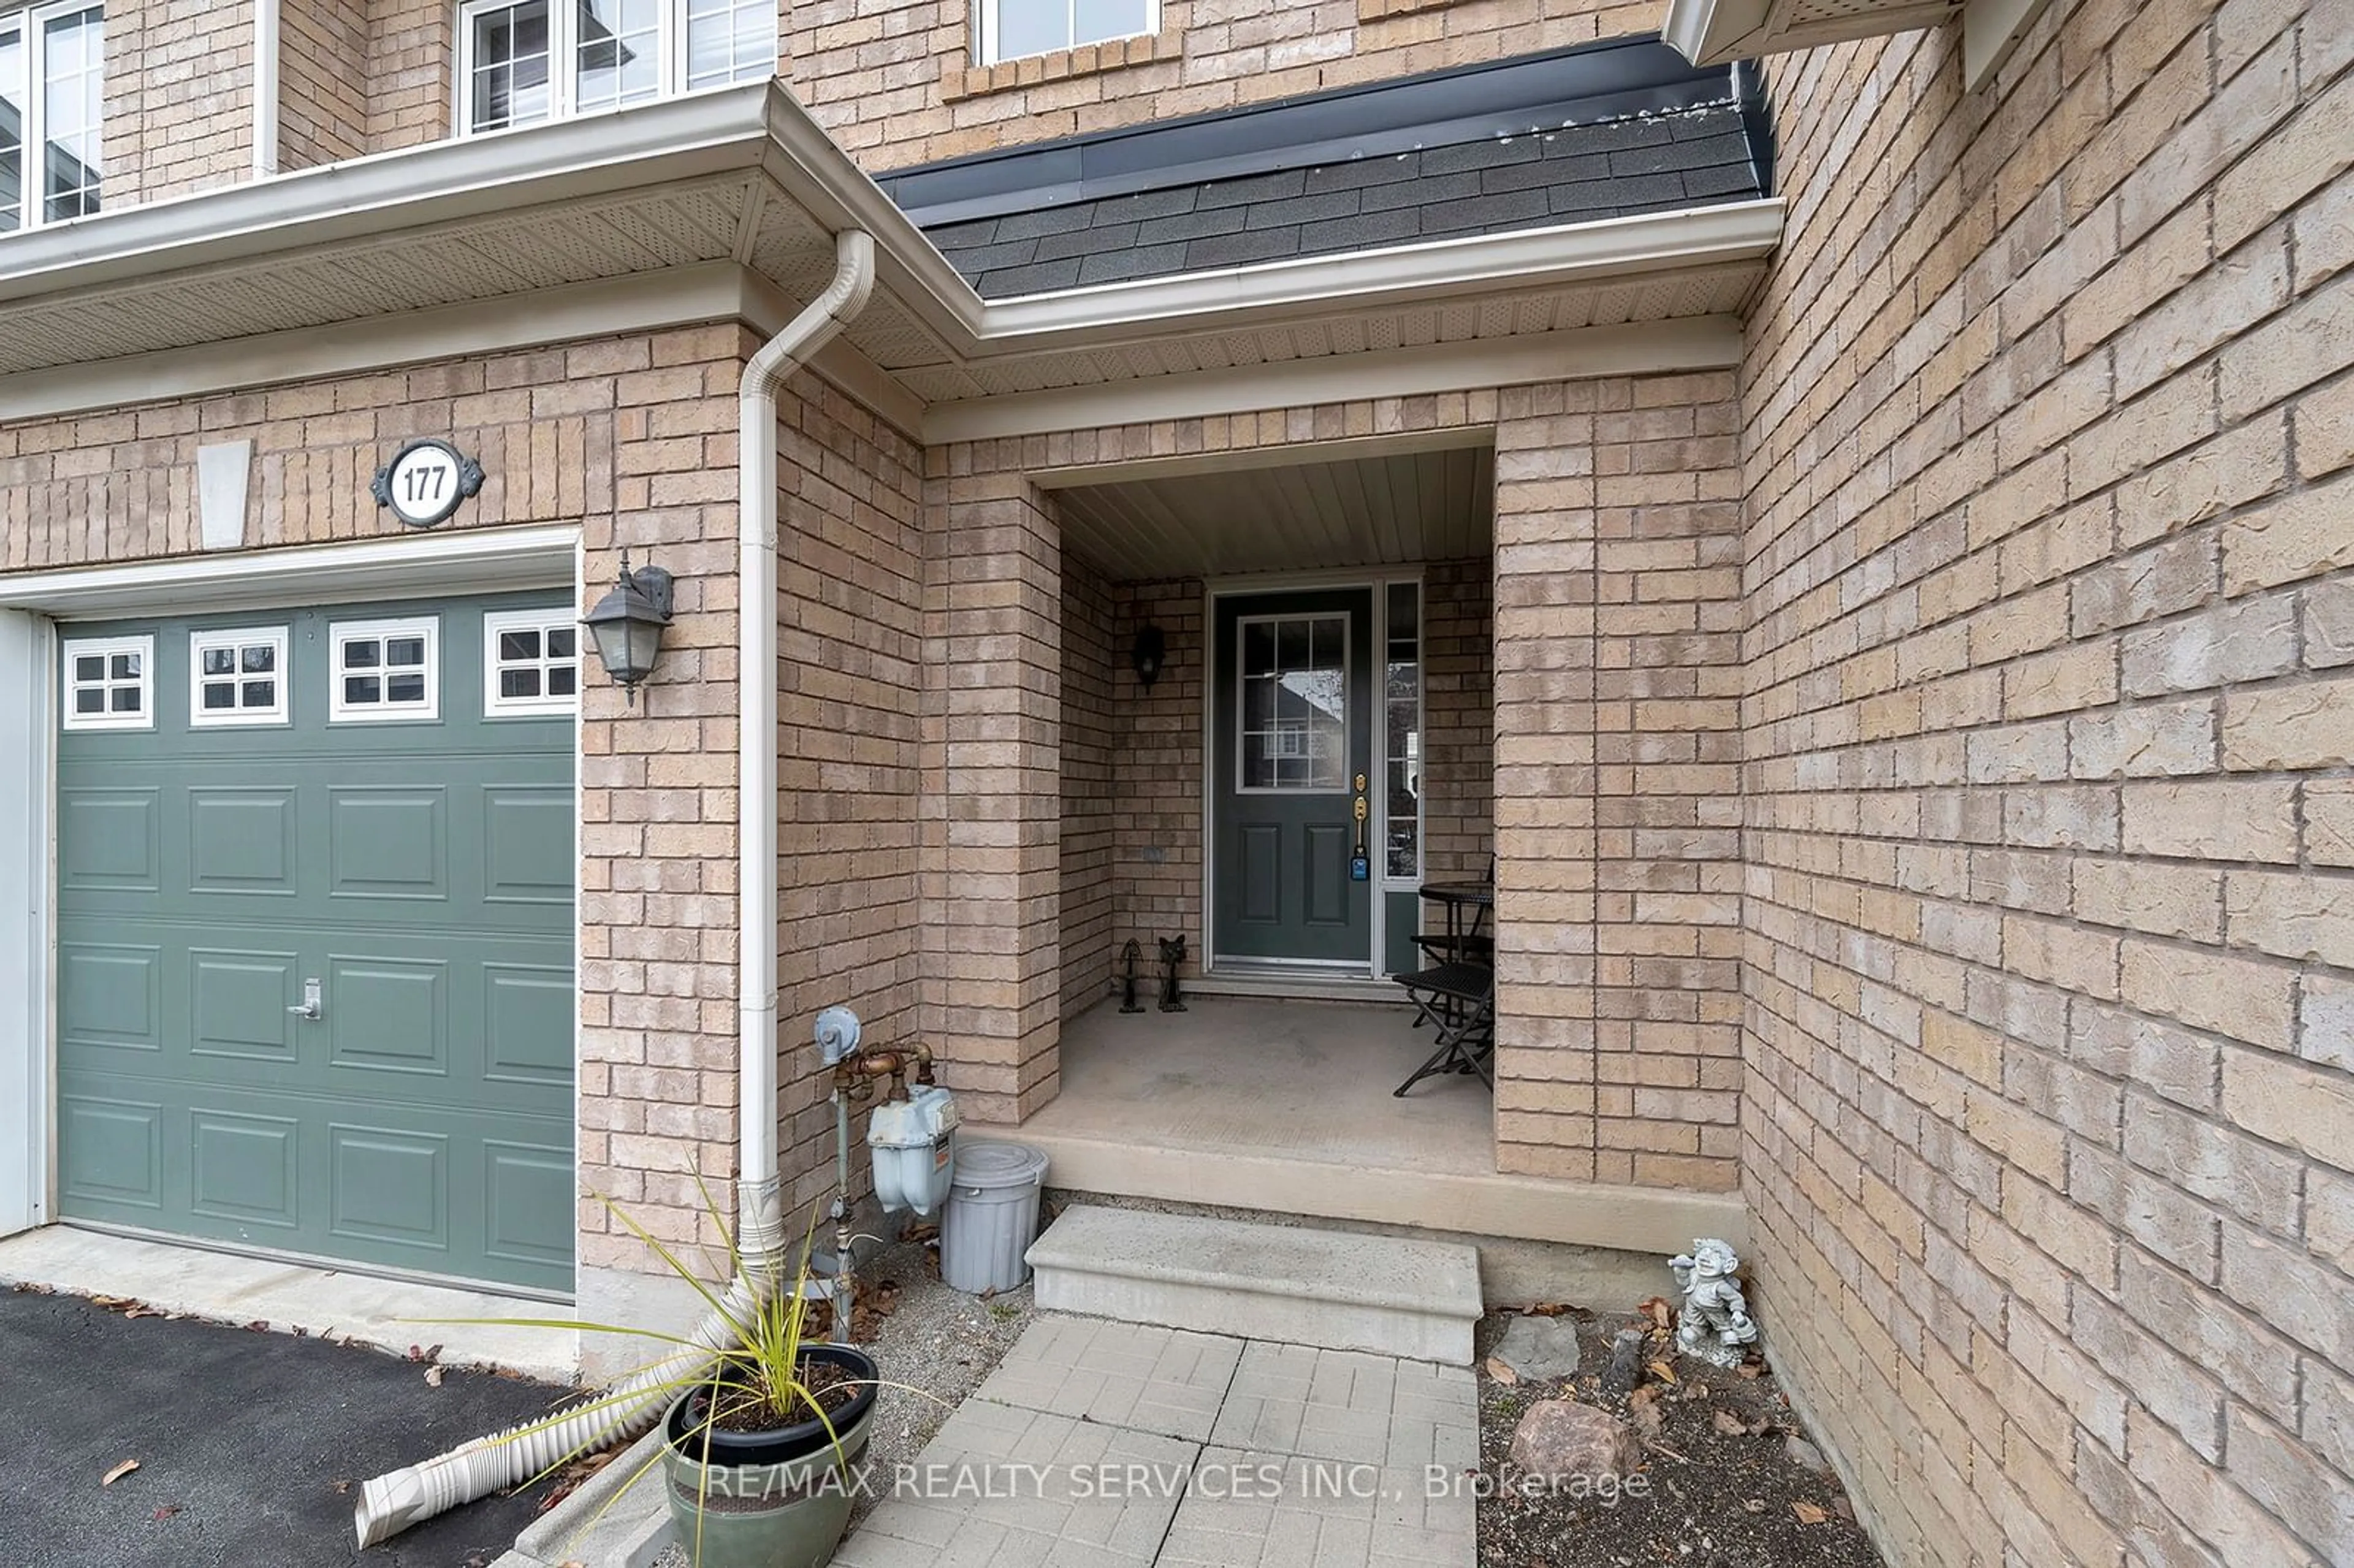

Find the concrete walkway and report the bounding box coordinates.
[835,1314,1477,1567]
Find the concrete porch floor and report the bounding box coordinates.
[962,997,1743,1269]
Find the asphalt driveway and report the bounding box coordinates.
[0,1285,572,1567]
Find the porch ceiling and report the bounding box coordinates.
[1046,438,1494,580]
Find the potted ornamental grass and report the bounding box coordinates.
[655,1207,878,1568]
[451,1181,900,1568]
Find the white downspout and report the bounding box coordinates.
[251,0,280,178]
[352,228,877,1550]
[736,228,876,1258]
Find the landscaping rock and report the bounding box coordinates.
[1786,1434,1828,1474]
[1507,1398,1641,1481]
[1602,1325,1646,1395]
[1493,1314,1582,1381]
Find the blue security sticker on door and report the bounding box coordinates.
[1350,854,1370,881]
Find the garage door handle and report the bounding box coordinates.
[288,978,322,1021]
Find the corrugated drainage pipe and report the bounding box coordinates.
[352,227,878,1551]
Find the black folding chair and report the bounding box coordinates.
[1391,961,1495,1095]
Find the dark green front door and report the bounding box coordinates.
[1212,588,1375,967]
[53,593,576,1293]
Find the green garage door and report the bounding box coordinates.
[53,593,577,1295]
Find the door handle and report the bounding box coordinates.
[288,978,322,1021]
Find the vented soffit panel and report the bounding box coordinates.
[1663,0,1962,65]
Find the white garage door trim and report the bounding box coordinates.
[0,524,581,1247]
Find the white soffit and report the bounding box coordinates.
[1664,0,1961,66]
[0,81,1784,425]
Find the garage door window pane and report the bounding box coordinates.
[331,618,440,723]
[61,636,151,731]
[484,607,580,718]
[190,628,289,728]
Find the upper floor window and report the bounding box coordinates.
[458,0,774,134]
[1,1,104,233]
[977,0,1154,66]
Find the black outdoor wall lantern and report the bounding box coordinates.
[1131,625,1167,689]
[584,550,674,706]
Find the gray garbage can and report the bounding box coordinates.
[940,1141,1049,1295]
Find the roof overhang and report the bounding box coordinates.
[0,80,1783,434]
[1663,0,2051,88]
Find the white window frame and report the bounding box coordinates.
[59,633,150,731]
[975,0,1157,66]
[453,0,772,135]
[328,615,440,724]
[481,607,580,718]
[187,626,290,728]
[1,0,107,235]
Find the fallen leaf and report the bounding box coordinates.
[1628,1385,1661,1409]
[151,1505,181,1521]
[1485,1357,1519,1386]
[1792,1501,1829,1524]
[245,1320,269,1333]
[1712,1410,1748,1437]
[1680,1380,1710,1401]
[424,1365,446,1387]
[1639,1296,1671,1331]
[1629,1399,1664,1440]
[102,1460,140,1486]
[1743,1498,1767,1514]
[329,1480,351,1495]
[1647,1361,1678,1384]
[1737,1363,1764,1379]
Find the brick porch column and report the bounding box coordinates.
[1491,390,1604,1181]
[923,470,1063,1122]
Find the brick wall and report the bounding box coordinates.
[1494,372,1743,1193]
[278,0,370,169]
[1420,556,1495,883]
[102,0,254,205]
[0,325,753,1270]
[1059,551,1119,1018]
[1112,577,1205,976]
[1739,2,2354,1563]
[788,0,1659,170]
[920,468,1064,1123]
[774,375,928,1212]
[366,0,452,153]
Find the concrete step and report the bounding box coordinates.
[1025,1205,1482,1365]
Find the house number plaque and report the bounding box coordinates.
[371,438,486,529]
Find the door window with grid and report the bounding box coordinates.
[1238,614,1348,793]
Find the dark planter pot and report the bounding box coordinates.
[660,1343,880,1568]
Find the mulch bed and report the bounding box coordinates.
[1472,1304,1885,1568]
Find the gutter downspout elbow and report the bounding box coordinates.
[352,229,878,1551]
[736,227,875,1262]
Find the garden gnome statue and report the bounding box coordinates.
[1668,1238,1758,1369]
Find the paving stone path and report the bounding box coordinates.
[834,1314,1478,1568]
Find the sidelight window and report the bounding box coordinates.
[1384,582,1420,881]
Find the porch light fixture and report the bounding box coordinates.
[583,550,674,705]
[1131,625,1166,689]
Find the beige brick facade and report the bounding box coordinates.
[1739,1,2354,1562]
[102,0,254,205]
[787,0,1659,170]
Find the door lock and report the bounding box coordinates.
[288,978,322,1021]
